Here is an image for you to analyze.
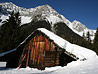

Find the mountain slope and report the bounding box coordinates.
[0,2,96,40]
[72,20,96,40]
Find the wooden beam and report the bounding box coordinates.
[64,51,78,60]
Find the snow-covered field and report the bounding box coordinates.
[0,57,98,74]
[0,28,98,74]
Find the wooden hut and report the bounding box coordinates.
[5,28,78,70]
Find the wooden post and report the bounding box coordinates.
[26,49,30,67]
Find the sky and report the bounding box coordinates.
[0,0,98,30]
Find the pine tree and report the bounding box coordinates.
[80,32,86,47]
[82,32,85,39]
[86,31,91,43]
[0,11,21,52]
[93,27,98,54]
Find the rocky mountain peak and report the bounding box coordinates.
[0,2,96,40]
[0,2,21,15]
[0,2,13,5]
[72,20,87,32]
[32,4,58,16]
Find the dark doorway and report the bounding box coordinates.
[59,52,76,66]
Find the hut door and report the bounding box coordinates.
[44,51,56,67]
[29,41,45,69]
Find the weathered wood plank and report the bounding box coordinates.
[21,33,60,69]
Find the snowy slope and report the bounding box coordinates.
[0,28,98,73]
[0,57,98,74]
[0,2,96,40]
[72,20,96,40]
[0,15,9,26]
[0,15,32,26]
[21,16,31,25]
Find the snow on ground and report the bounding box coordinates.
[0,57,98,74]
[0,28,98,74]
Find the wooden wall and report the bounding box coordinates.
[19,32,60,70]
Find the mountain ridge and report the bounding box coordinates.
[0,2,96,40]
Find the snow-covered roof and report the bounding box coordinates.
[37,28,97,60]
[0,28,97,60]
[0,49,16,57]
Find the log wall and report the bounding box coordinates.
[21,33,60,70]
